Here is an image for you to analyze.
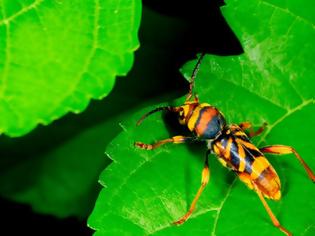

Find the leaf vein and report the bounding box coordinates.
[260,0,314,28]
[107,150,163,205]
[258,99,314,145]
[0,8,10,98]
[0,0,44,26]
[211,178,237,236]
[53,0,101,112]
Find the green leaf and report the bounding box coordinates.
[88,1,315,235]
[0,5,190,219]
[0,0,141,137]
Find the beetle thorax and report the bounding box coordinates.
[183,103,226,139]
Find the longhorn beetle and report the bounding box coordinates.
[135,53,315,236]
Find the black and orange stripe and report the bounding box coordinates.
[212,125,281,200]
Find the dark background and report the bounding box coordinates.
[0,0,242,234]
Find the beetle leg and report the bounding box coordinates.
[260,145,315,182]
[173,150,210,225]
[135,136,195,150]
[252,181,292,236]
[239,121,267,137]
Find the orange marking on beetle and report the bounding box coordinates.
[234,131,247,137]
[255,166,281,200]
[225,138,233,160]
[238,144,246,172]
[238,173,254,190]
[195,108,218,136]
[250,156,271,179]
[238,138,260,151]
[214,140,229,159]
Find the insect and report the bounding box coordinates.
[135,53,315,236]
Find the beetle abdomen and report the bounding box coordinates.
[213,125,281,200]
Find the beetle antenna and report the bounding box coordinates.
[137,106,174,126]
[187,53,206,101]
